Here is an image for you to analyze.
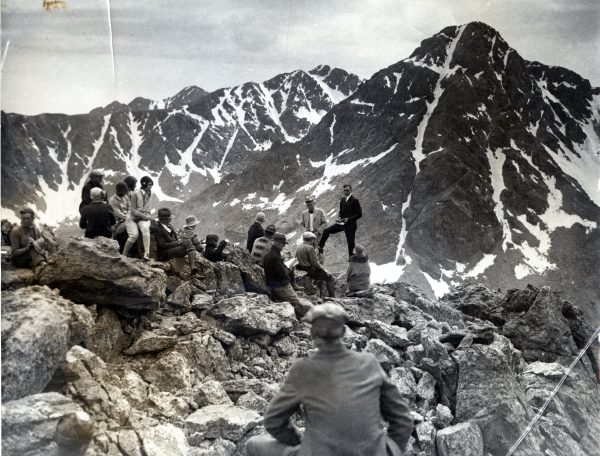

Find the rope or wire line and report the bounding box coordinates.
[505,325,600,456]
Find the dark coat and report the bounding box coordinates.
[246,222,265,251]
[204,241,227,262]
[263,245,290,288]
[339,195,362,228]
[152,223,181,260]
[79,202,115,239]
[347,254,371,292]
[79,181,105,214]
[264,342,413,456]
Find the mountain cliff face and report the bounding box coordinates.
[2,21,598,323]
[173,22,600,323]
[1,66,361,222]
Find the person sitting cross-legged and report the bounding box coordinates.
[245,303,413,456]
[296,231,335,297]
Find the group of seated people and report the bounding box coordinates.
[2,171,371,301]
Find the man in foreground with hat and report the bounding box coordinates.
[295,231,336,297]
[263,232,304,317]
[79,169,106,214]
[153,209,203,274]
[246,212,266,252]
[245,303,413,456]
[79,187,116,239]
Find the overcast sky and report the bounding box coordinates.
[1,0,598,115]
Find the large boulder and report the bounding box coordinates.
[1,392,91,456]
[87,307,129,361]
[0,264,36,290]
[206,294,295,336]
[1,286,94,401]
[212,262,246,295]
[141,351,192,393]
[436,421,484,456]
[37,236,166,310]
[185,405,261,444]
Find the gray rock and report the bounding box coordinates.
[124,330,177,355]
[236,391,268,413]
[364,320,410,348]
[87,308,128,361]
[338,293,397,324]
[213,261,245,294]
[191,292,214,311]
[1,392,89,456]
[272,335,297,356]
[364,339,403,368]
[185,405,261,444]
[1,285,94,401]
[1,264,36,290]
[195,380,234,408]
[207,294,295,336]
[148,391,190,419]
[436,422,483,456]
[142,351,191,392]
[416,371,436,404]
[188,438,237,456]
[138,424,189,456]
[389,367,417,403]
[415,421,436,453]
[37,236,166,309]
[166,281,204,311]
[433,404,454,429]
[221,379,265,402]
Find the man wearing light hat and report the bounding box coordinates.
[79,169,106,214]
[246,303,413,456]
[301,196,327,240]
[295,231,336,297]
[79,187,116,239]
[263,232,303,317]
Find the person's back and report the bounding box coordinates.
[295,242,319,269]
[347,252,371,292]
[79,201,116,239]
[265,348,409,455]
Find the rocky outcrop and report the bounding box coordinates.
[1,286,94,401]
[37,237,167,310]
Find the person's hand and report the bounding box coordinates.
[26,238,34,249]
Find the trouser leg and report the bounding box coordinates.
[271,285,304,318]
[308,267,335,298]
[245,435,299,456]
[318,223,345,249]
[344,226,356,257]
[123,219,140,257]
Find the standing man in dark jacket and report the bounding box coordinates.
[246,212,266,251]
[79,188,116,239]
[79,169,106,214]
[263,233,304,317]
[318,184,362,257]
[245,303,413,456]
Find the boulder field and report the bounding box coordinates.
[1,237,598,456]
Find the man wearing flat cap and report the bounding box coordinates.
[245,303,413,456]
[301,196,327,240]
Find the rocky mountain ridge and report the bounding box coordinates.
[1,236,599,456]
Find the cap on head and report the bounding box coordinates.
[90,169,104,178]
[206,234,219,244]
[304,303,349,324]
[265,224,277,234]
[305,196,315,204]
[90,187,104,200]
[273,232,288,244]
[256,212,266,223]
[183,215,199,227]
[354,244,364,255]
[302,231,317,241]
[157,208,172,219]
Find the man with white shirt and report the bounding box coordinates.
[318,184,362,257]
[301,196,328,240]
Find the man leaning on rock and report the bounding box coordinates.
[245,303,413,456]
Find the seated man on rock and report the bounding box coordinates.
[203,234,228,262]
[245,303,413,456]
[295,231,335,297]
[79,188,116,239]
[153,209,203,274]
[263,233,304,317]
[10,207,54,269]
[346,244,373,297]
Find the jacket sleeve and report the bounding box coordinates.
[309,247,325,271]
[346,262,353,283]
[317,209,328,230]
[109,195,128,220]
[347,199,362,223]
[377,360,413,450]
[81,185,91,207]
[108,206,116,226]
[264,362,303,445]
[10,230,29,257]
[79,209,88,229]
